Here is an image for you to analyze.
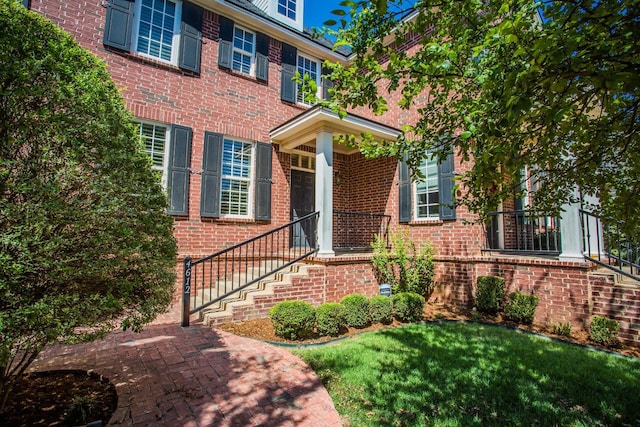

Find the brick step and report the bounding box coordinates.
[199,264,311,326]
[590,266,640,285]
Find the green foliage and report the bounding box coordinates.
[503,292,539,325]
[64,396,95,425]
[269,301,316,340]
[299,322,640,426]
[316,303,346,337]
[550,322,572,337]
[391,292,425,322]
[317,0,640,239]
[589,316,620,347]
[0,0,176,411]
[369,296,393,324]
[341,294,371,328]
[475,276,506,315]
[371,231,435,297]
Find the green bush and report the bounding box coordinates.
[589,316,620,347]
[550,321,572,337]
[504,292,539,324]
[316,303,346,337]
[369,296,393,324]
[341,294,371,328]
[371,231,435,297]
[269,301,316,340]
[475,276,506,314]
[392,292,425,322]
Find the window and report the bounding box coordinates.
[103,0,203,73]
[277,0,296,20]
[135,0,180,63]
[414,153,440,219]
[220,139,254,216]
[297,54,319,104]
[232,26,255,75]
[399,151,456,222]
[137,121,169,187]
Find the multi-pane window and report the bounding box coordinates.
[137,122,169,186]
[232,26,255,75]
[415,154,440,219]
[297,54,319,104]
[278,0,296,20]
[221,139,253,216]
[136,0,180,62]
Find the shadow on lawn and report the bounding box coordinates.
[307,322,640,426]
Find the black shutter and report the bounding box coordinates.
[398,156,411,223]
[256,32,270,82]
[321,65,334,100]
[217,15,234,68]
[255,142,272,220]
[280,43,297,103]
[21,0,30,9]
[103,0,134,51]
[167,125,192,216]
[200,132,223,218]
[179,1,203,73]
[438,152,456,220]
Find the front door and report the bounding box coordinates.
[290,169,315,247]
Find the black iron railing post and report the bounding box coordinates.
[182,256,192,327]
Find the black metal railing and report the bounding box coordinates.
[484,210,561,254]
[580,210,640,281]
[182,211,319,326]
[333,210,391,251]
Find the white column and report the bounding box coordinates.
[559,189,584,261]
[315,130,335,257]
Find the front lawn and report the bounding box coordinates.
[298,322,640,426]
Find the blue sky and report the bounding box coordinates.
[303,1,346,30]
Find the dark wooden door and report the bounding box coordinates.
[290,170,315,247]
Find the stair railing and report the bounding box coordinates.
[580,209,640,281]
[182,211,319,326]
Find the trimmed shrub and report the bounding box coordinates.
[316,303,346,337]
[369,296,393,325]
[475,276,506,314]
[392,292,425,322]
[341,294,371,328]
[269,301,316,340]
[589,316,620,347]
[503,292,539,324]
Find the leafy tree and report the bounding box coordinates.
[0,0,177,411]
[319,0,640,238]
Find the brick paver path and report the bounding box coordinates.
[30,307,342,426]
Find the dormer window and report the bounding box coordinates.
[278,0,296,20]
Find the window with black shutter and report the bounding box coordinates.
[103,0,202,73]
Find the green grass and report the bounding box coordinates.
[297,322,640,426]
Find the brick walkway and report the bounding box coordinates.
[30,306,342,426]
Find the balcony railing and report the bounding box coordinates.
[484,210,561,254]
[333,210,391,251]
[580,209,640,280]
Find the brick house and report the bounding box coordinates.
[27,0,639,345]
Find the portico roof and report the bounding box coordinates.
[269,105,401,154]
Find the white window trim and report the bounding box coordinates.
[277,0,296,20]
[296,53,321,106]
[136,120,171,189]
[219,138,255,219]
[232,25,256,76]
[413,154,440,221]
[132,0,182,65]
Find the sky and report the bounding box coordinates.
[303,0,346,30]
